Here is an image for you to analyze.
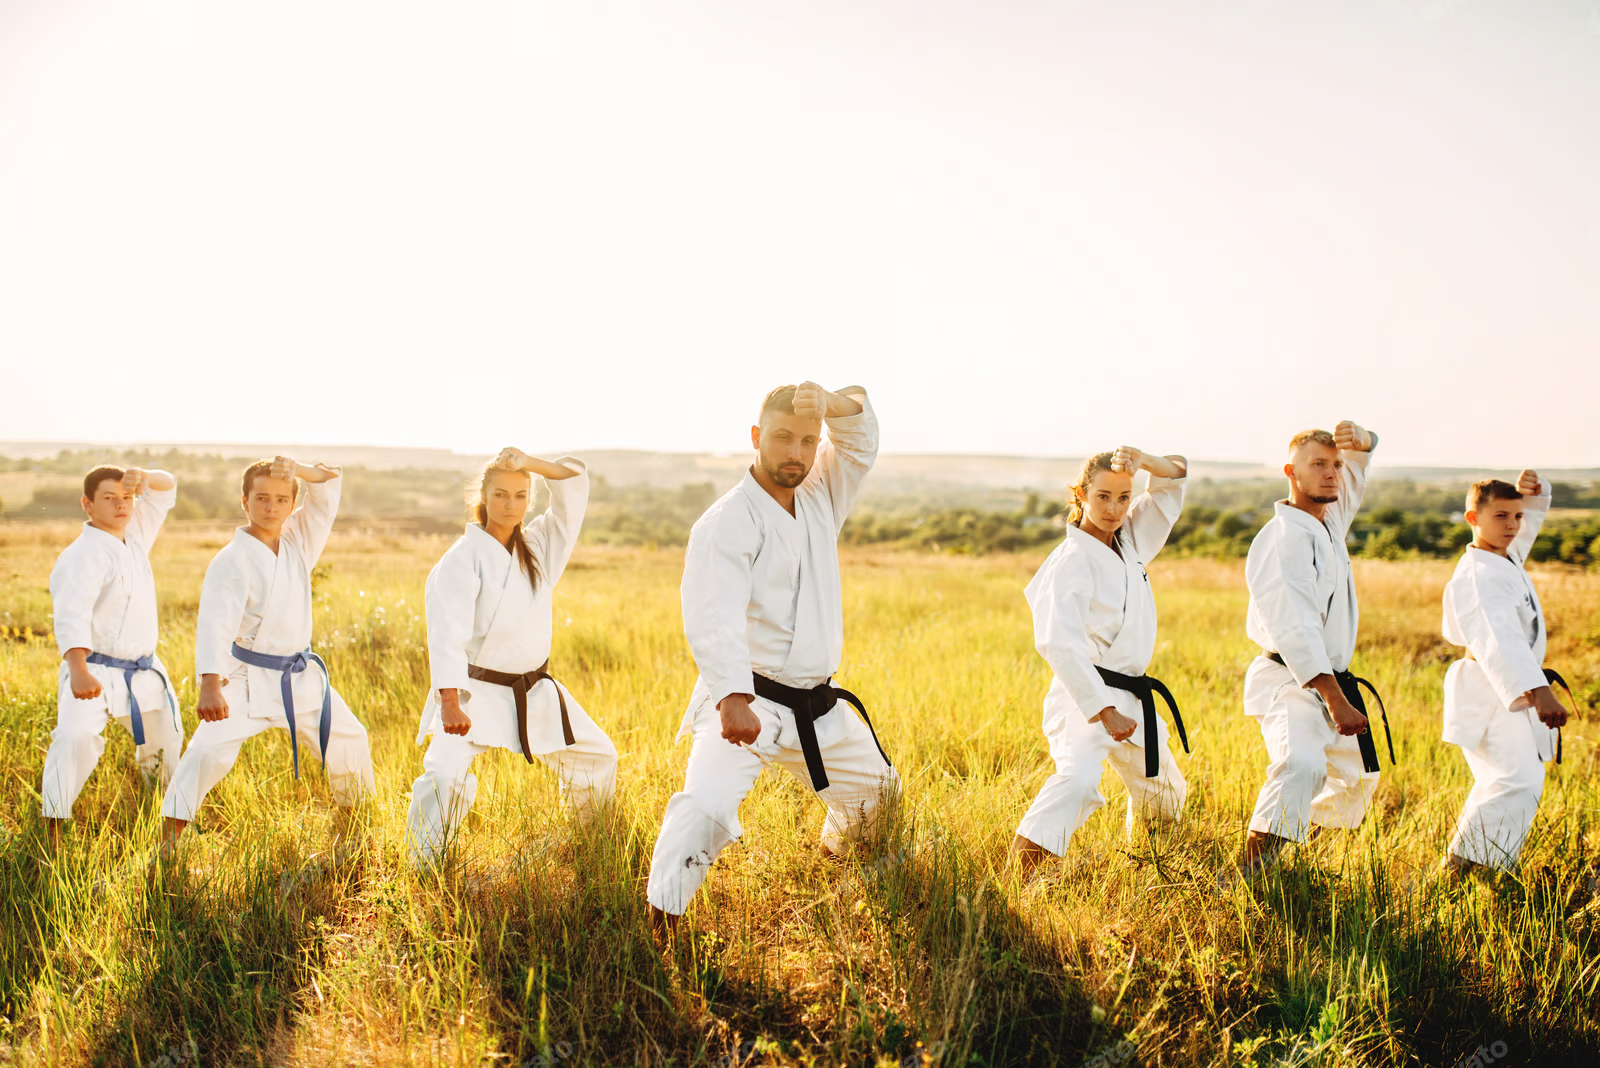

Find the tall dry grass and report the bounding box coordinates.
[1,524,1598,1066]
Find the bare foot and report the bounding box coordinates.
[1442,853,1488,883]
[648,904,679,944]
[1008,834,1050,881]
[1220,830,1289,892]
[44,817,64,851]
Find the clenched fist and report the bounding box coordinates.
[1333,421,1373,453]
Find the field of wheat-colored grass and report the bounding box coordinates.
[2,522,1598,1067]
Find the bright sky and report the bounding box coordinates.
[2,1,1597,468]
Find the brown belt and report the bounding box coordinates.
[466,659,574,762]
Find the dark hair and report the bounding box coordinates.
[241,460,299,501]
[1467,479,1522,515]
[471,465,542,594]
[83,466,125,500]
[758,384,798,423]
[1066,451,1118,524]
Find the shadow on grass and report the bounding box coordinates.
[1243,840,1600,1065]
[79,816,355,1067]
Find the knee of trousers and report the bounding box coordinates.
[1271,749,1331,790]
[668,788,740,835]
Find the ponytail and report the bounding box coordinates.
[1066,451,1118,526]
[471,468,543,594]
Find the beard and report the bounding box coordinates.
[761,458,809,488]
[1310,494,1339,505]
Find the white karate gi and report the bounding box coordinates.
[1441,480,1557,870]
[162,477,374,821]
[41,482,184,818]
[1243,444,1378,842]
[406,460,617,864]
[646,393,897,916]
[1014,474,1189,856]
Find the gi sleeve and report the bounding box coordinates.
[810,389,880,532]
[1248,523,1335,685]
[681,499,761,708]
[1454,566,1547,707]
[1326,437,1375,537]
[195,552,249,677]
[127,476,177,550]
[524,457,589,587]
[1124,473,1186,562]
[284,475,342,568]
[1510,477,1551,566]
[1027,555,1117,720]
[48,542,105,656]
[425,542,481,697]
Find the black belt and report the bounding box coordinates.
[466,659,573,762]
[1545,667,1575,765]
[1267,652,1394,773]
[1094,666,1188,778]
[750,673,891,791]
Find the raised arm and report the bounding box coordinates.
[1326,421,1376,536]
[492,448,589,585]
[1510,470,1551,566]
[794,382,878,530]
[275,457,342,566]
[1113,447,1187,560]
[122,468,178,547]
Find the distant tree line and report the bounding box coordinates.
[4,451,1598,566]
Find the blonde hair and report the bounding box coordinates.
[1066,451,1118,525]
[469,464,542,594]
[1288,429,1336,455]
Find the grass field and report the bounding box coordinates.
[2,522,1599,1067]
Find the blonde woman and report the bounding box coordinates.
[1010,446,1190,877]
[406,447,617,866]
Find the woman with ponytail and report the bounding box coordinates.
[406,447,617,867]
[1009,445,1190,878]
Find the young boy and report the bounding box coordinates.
[160,456,375,852]
[1440,470,1569,877]
[42,465,183,839]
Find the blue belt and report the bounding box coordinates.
[230,643,332,779]
[85,652,176,746]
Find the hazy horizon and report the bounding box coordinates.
[4,1,1598,468]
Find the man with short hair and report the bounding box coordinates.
[1440,471,1568,877]
[160,456,375,853]
[1232,421,1384,883]
[42,464,183,840]
[645,382,897,931]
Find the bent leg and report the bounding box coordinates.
[646,724,765,916]
[127,671,184,790]
[535,689,618,826]
[407,731,489,865]
[312,688,376,808]
[1449,712,1545,871]
[1308,730,1379,831]
[787,700,902,856]
[40,683,114,820]
[1110,718,1188,836]
[1014,710,1118,857]
[1247,686,1340,844]
[161,713,273,822]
